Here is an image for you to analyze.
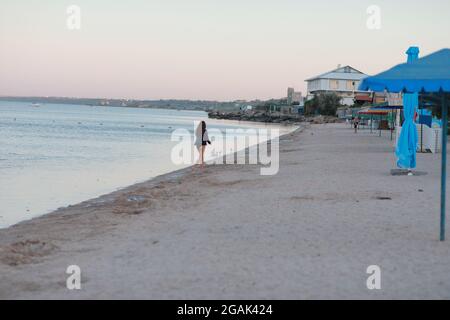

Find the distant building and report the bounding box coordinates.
[336,107,362,119]
[287,88,295,104]
[240,105,253,111]
[354,92,402,106]
[292,92,303,104]
[305,65,369,106]
[287,87,303,105]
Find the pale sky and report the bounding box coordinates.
[0,0,449,101]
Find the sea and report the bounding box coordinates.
[0,101,294,228]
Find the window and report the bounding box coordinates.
[330,80,339,90]
[347,81,356,90]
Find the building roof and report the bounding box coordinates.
[306,65,368,82]
[354,95,373,102]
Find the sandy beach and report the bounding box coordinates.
[1,122,450,299]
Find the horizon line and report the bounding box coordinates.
[0,95,286,103]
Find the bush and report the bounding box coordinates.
[304,93,341,116]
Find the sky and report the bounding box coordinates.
[0,0,449,101]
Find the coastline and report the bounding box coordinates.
[0,100,297,229]
[2,123,450,299]
[0,118,298,230]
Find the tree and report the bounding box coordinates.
[304,93,342,116]
[304,95,319,115]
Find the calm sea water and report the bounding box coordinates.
[0,101,292,228]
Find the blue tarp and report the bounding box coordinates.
[359,48,450,93]
[395,47,419,169]
[396,92,418,168]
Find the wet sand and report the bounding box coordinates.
[1,123,450,299]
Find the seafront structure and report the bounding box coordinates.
[305,65,369,106]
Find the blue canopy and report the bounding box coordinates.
[359,48,450,93]
[359,47,450,241]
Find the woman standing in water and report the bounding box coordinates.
[195,121,211,168]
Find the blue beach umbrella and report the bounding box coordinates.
[360,48,450,241]
[396,47,419,169]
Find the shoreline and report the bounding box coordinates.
[2,123,450,299]
[1,124,301,231]
[0,100,298,229]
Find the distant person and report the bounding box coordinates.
[195,121,211,168]
[353,117,360,133]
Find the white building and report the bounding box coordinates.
[240,105,253,111]
[305,65,368,106]
[287,87,303,105]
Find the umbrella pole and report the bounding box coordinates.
[421,122,424,153]
[390,112,394,141]
[420,95,424,153]
[379,115,382,137]
[394,110,397,143]
[371,115,373,133]
[440,93,448,241]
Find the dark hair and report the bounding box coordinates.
[201,121,206,136]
